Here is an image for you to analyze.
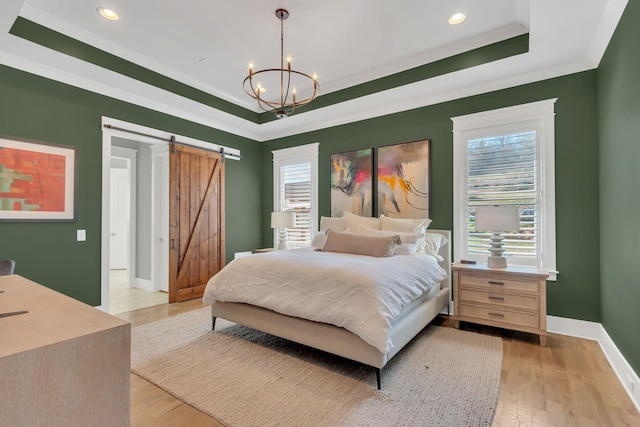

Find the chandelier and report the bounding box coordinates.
[243,9,319,119]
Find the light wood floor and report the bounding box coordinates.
[109,269,167,314]
[119,301,640,427]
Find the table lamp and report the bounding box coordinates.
[474,205,520,268]
[271,211,296,250]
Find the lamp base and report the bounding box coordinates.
[486,232,508,268]
[277,242,290,250]
[487,256,508,268]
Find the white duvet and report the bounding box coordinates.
[203,248,447,353]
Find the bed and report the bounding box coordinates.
[203,229,451,389]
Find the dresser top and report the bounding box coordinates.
[451,262,550,279]
[0,275,130,357]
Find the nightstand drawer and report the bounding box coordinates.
[459,304,540,328]
[459,274,539,294]
[458,288,539,310]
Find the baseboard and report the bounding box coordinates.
[547,315,601,340]
[547,315,640,413]
[599,326,640,413]
[135,278,154,292]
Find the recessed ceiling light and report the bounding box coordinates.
[97,7,120,21]
[448,12,466,25]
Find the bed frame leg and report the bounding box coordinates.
[375,368,382,390]
[212,317,217,331]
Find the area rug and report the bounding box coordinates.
[131,307,502,427]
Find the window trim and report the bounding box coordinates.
[272,143,319,248]
[452,99,557,280]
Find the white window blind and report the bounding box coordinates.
[279,162,312,248]
[467,130,537,259]
[452,99,557,279]
[273,143,318,249]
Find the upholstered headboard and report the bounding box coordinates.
[425,229,452,312]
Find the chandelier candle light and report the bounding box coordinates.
[243,9,319,118]
[474,205,520,268]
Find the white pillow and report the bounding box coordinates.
[320,216,347,232]
[392,243,420,256]
[344,211,381,230]
[311,232,327,248]
[423,232,448,261]
[379,215,432,233]
[355,224,423,245]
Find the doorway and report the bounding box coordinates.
[100,117,240,312]
[108,140,168,314]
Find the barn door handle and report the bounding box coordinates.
[170,239,175,249]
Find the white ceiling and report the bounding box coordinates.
[0,0,628,141]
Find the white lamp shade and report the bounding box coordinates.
[475,206,520,232]
[271,211,296,228]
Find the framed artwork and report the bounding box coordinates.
[330,148,373,217]
[377,139,430,219]
[0,136,78,222]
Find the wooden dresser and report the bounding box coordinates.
[0,275,131,426]
[451,263,549,346]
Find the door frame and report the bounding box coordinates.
[150,144,169,293]
[100,117,240,311]
[101,121,167,311]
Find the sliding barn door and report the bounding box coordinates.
[169,144,225,303]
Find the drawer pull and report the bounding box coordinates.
[489,312,505,318]
[488,296,505,302]
[488,281,504,286]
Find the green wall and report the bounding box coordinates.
[262,71,601,322]
[597,2,640,373]
[0,64,263,306]
[3,5,637,374]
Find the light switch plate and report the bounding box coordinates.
[77,229,86,241]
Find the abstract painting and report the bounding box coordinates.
[377,139,430,219]
[330,148,373,217]
[0,136,77,221]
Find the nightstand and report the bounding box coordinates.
[451,263,549,346]
[254,248,276,253]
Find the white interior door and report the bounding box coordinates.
[151,147,170,292]
[110,168,129,270]
[159,156,169,292]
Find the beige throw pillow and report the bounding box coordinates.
[322,230,399,257]
[355,225,423,256]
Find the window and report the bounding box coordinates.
[452,99,557,280]
[272,143,319,248]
